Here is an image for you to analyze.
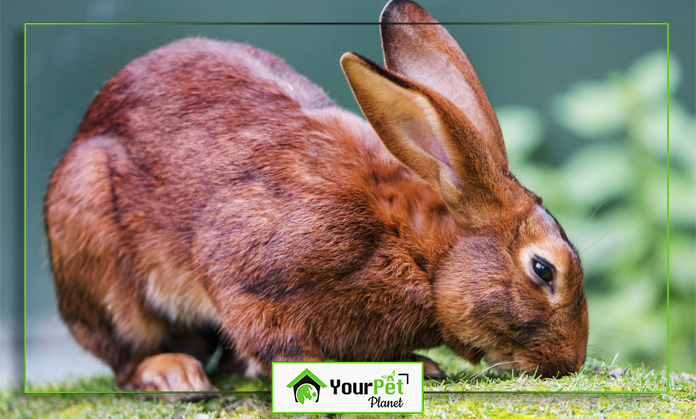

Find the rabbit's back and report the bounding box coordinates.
[47,38,445,364]
[70,38,394,255]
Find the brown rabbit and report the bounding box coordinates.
[44,0,588,401]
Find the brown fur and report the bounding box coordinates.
[44,0,588,400]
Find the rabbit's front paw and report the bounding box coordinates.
[409,354,446,381]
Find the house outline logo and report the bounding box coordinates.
[286,368,328,404]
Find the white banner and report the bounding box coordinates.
[272,362,424,414]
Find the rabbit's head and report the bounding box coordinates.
[342,0,588,377]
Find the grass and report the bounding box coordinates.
[2,348,695,418]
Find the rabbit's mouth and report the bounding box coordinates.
[481,345,583,378]
[482,352,561,378]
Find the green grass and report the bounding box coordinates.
[3,350,695,418]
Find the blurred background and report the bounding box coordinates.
[2,0,694,388]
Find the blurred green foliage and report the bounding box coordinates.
[496,50,695,372]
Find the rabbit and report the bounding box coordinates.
[44,0,588,401]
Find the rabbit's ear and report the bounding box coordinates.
[380,0,508,172]
[341,53,511,223]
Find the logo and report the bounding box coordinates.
[286,368,328,404]
[273,362,423,413]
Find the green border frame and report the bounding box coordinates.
[23,21,671,397]
[271,361,424,414]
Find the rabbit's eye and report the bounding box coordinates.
[533,260,553,284]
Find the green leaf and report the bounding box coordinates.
[627,50,680,102]
[551,80,629,139]
[496,105,545,161]
[668,232,696,292]
[560,143,633,208]
[665,170,696,228]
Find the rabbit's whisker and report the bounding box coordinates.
[575,193,616,248]
[580,226,617,255]
[467,360,517,382]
